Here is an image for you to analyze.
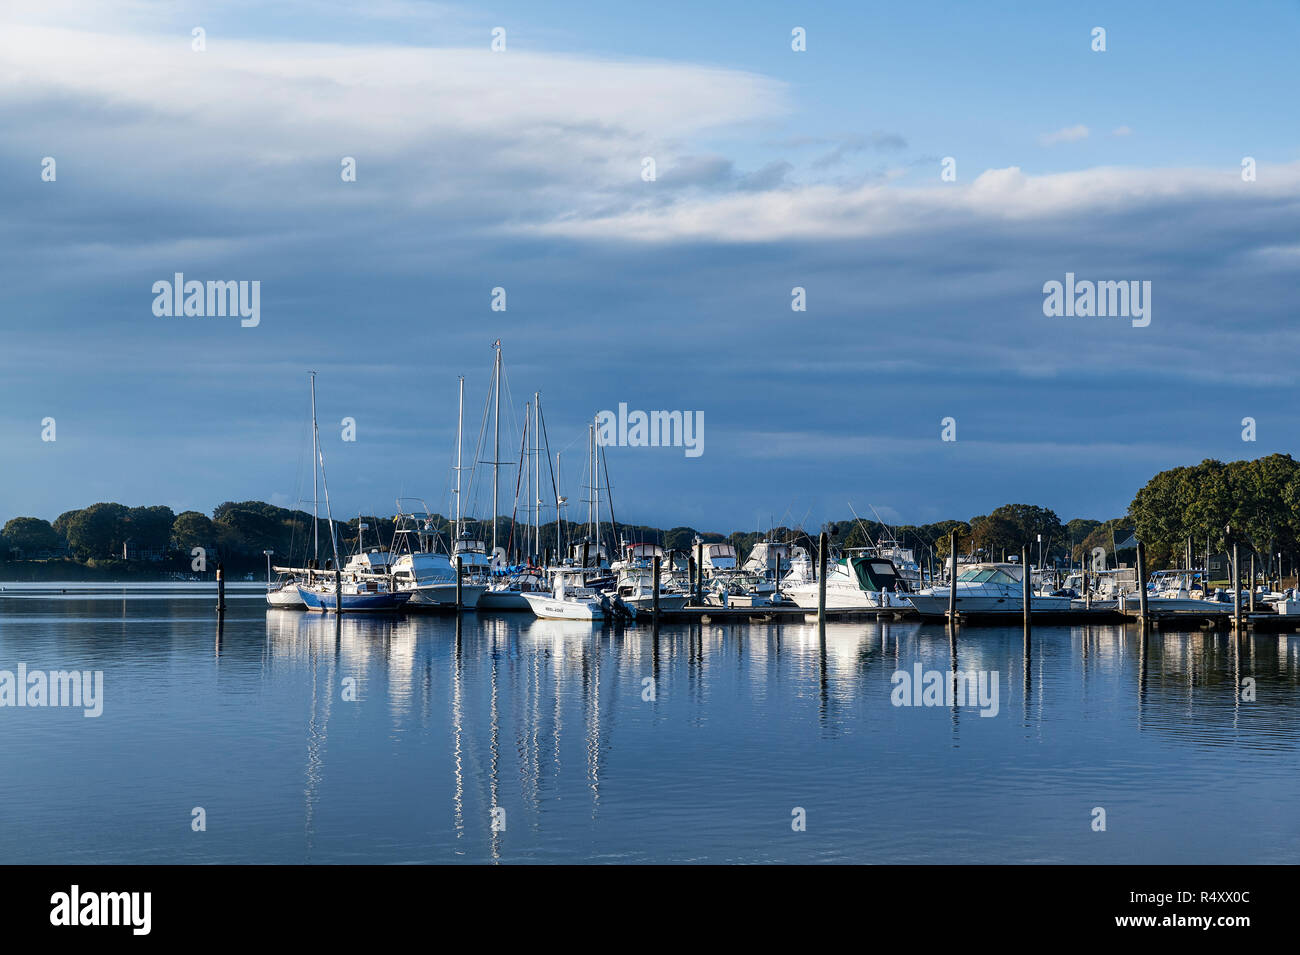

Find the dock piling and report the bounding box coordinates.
[455,555,463,611]
[1136,540,1148,627]
[947,529,958,626]
[695,539,704,605]
[334,565,342,615]
[1233,542,1241,632]
[817,531,828,627]
[1022,544,1031,632]
[1249,554,1256,613]
[652,555,661,627]
[215,563,226,613]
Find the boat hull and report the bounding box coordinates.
[906,593,1073,617]
[404,583,487,608]
[297,585,412,613]
[266,584,306,608]
[615,593,689,614]
[521,591,605,620]
[784,583,908,610]
[477,588,535,611]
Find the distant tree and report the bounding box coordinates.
[171,511,215,553]
[64,503,129,560]
[124,505,175,551]
[970,514,1021,561]
[2,517,61,557]
[52,509,81,541]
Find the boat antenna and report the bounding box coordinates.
[847,502,878,549]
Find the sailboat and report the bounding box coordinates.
[294,373,411,613]
[480,390,558,610]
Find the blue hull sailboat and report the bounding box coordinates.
[296,584,411,613]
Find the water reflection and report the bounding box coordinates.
[3,587,1298,863]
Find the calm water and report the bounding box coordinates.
[1,582,1297,864]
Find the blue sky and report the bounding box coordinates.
[1,0,1298,534]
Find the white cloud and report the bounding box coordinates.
[0,19,788,217]
[523,161,1300,243]
[1039,124,1090,146]
[1111,125,1133,137]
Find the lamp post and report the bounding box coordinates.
[263,549,274,588]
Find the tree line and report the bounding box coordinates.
[3,453,1297,573]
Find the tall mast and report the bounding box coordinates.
[455,375,464,542]
[310,371,319,563]
[586,424,593,538]
[593,414,601,559]
[533,392,540,562]
[492,341,501,555]
[555,451,562,564]
[313,378,339,569]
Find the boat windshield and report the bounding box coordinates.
[849,557,907,593]
[958,568,1018,585]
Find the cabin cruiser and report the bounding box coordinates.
[697,541,737,573]
[705,571,788,607]
[785,552,913,610]
[382,510,489,609]
[604,543,689,614]
[521,568,607,620]
[906,562,1073,617]
[390,550,488,608]
[869,535,923,590]
[478,569,548,610]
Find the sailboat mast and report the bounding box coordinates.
[594,415,601,559]
[533,392,540,562]
[586,425,593,538]
[310,371,319,563]
[455,375,464,542]
[313,381,339,568]
[492,342,501,555]
[555,452,562,564]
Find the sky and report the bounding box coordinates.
[1,0,1298,535]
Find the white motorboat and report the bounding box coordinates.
[906,563,1073,617]
[521,569,606,620]
[784,553,913,610]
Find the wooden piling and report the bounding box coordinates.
[1233,543,1241,632]
[454,555,464,610]
[334,564,342,615]
[817,531,828,626]
[215,563,226,613]
[695,539,704,605]
[1249,554,1256,613]
[652,555,661,626]
[1083,564,1091,610]
[1021,544,1031,632]
[947,529,958,625]
[1136,540,1148,627]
